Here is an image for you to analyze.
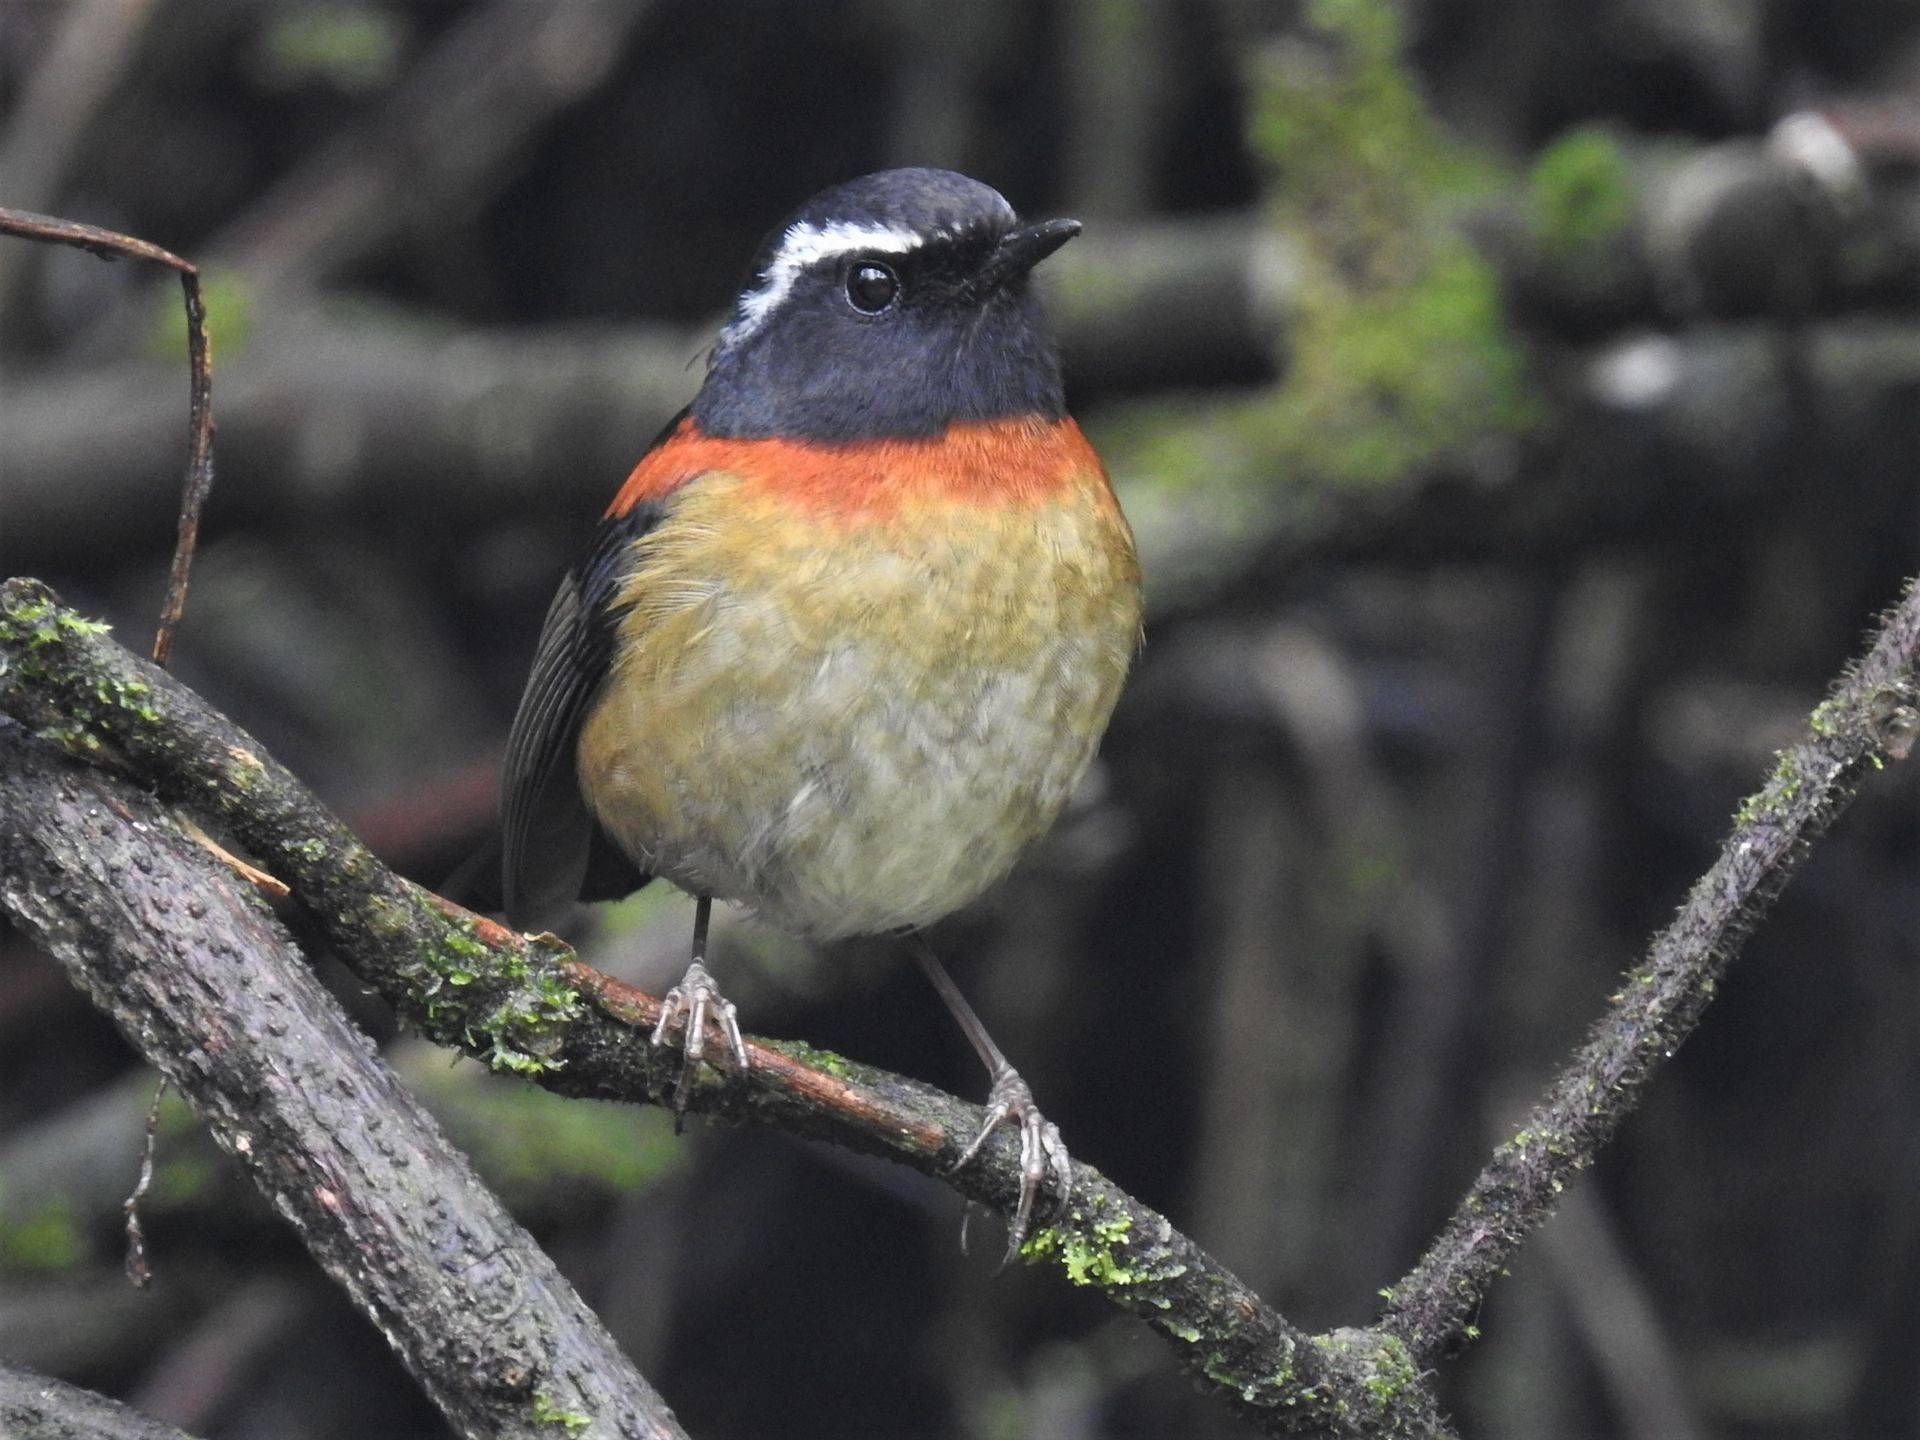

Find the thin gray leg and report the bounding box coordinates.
[907,932,1072,1261]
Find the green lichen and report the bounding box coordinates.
[1735,749,1807,826]
[1105,0,1537,532]
[1315,1329,1423,1429]
[763,1037,853,1078]
[1197,1344,1298,1409]
[1808,695,1847,738]
[1021,1201,1138,1287]
[528,1390,591,1434]
[0,592,163,749]
[1528,126,1636,258]
[385,902,582,1076]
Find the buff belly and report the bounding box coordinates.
[575,474,1140,941]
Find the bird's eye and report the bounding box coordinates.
[846,260,899,314]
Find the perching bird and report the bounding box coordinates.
[497,168,1141,1248]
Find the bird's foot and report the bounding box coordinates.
[947,1063,1073,1265]
[649,959,749,1125]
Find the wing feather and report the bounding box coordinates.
[500,412,693,928]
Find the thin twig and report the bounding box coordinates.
[120,1077,166,1290]
[1379,576,1920,1365]
[0,209,214,668]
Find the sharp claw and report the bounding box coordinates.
[945,1066,1072,1267]
[650,960,748,1124]
[719,997,749,1070]
[946,1096,1012,1176]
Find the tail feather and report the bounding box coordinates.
[439,825,650,927]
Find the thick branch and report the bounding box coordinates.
[0,580,1442,1433]
[0,1362,198,1440]
[0,727,686,1440]
[1379,577,1920,1365]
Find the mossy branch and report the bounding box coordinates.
[7,573,1914,1436]
[1379,575,1920,1364]
[0,575,1441,1437]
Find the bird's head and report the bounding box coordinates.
[694,168,1079,442]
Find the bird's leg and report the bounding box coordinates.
[651,895,749,1122]
[907,931,1072,1261]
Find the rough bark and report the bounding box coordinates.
[0,725,687,1440]
[0,1362,199,1440]
[0,588,1433,1434]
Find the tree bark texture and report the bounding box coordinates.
[0,1362,199,1440]
[0,725,687,1440]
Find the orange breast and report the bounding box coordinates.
[606,414,1109,521]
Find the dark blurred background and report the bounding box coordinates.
[3,1,1919,1436]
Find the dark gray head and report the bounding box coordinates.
[692,168,1080,442]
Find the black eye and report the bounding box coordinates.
[846,260,898,314]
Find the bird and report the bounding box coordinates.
[495,167,1142,1251]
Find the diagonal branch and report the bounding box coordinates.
[0,726,687,1440]
[1379,577,1920,1364]
[0,578,1436,1434]
[5,571,1916,1435]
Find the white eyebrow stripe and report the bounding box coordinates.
[725,219,925,344]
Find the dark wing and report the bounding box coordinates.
[500,423,687,929]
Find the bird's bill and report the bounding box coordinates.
[975,218,1082,292]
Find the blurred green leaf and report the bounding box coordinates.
[147,265,253,361]
[1528,126,1637,258]
[252,5,407,93]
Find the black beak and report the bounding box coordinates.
[975,217,1082,292]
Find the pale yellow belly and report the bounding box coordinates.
[575,477,1140,940]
